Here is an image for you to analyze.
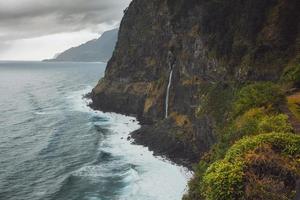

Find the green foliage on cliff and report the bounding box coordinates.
[93,0,300,199]
[233,82,284,116]
[213,108,293,160]
[234,108,292,135]
[287,93,300,122]
[224,133,300,160]
[281,63,300,87]
[186,82,297,200]
[197,82,284,127]
[196,83,235,125]
[201,133,300,200]
[196,82,289,160]
[202,160,245,200]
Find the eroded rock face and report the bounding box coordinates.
[91,0,300,166]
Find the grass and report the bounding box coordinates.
[287,92,300,121]
[233,82,284,116]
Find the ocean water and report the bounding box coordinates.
[0,61,191,200]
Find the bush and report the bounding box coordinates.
[233,108,293,138]
[244,144,299,200]
[225,133,300,161]
[189,81,295,200]
[201,133,300,200]
[233,82,284,116]
[287,93,300,121]
[202,160,245,200]
[257,113,293,133]
[183,160,210,200]
[212,108,293,161]
[281,63,300,86]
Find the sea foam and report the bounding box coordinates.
[68,86,193,200]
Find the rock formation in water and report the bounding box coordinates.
[91,0,300,199]
[45,28,118,62]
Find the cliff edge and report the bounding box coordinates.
[91,0,300,199]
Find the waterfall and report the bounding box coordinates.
[165,69,173,118]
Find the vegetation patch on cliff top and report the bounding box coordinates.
[280,62,300,88]
[213,108,293,161]
[287,92,300,121]
[233,82,284,116]
[185,82,296,200]
[202,133,300,200]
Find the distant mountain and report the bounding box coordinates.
[44,28,118,62]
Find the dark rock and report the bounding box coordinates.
[91,0,300,168]
[131,118,214,169]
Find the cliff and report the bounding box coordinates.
[45,28,118,62]
[91,0,300,199]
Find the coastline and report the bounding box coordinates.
[130,125,195,170]
[83,91,193,198]
[87,91,196,170]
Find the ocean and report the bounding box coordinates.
[0,61,191,200]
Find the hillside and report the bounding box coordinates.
[90,0,300,199]
[45,28,118,62]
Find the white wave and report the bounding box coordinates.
[73,165,106,177]
[34,111,56,115]
[68,87,193,200]
[35,112,47,115]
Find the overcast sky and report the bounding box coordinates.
[0,0,131,60]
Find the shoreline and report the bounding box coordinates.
[130,125,195,170]
[87,91,197,170]
[82,91,193,198]
[86,92,193,169]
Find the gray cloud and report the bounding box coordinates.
[0,0,131,41]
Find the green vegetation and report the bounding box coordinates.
[202,160,245,200]
[202,133,300,200]
[196,82,236,125]
[281,63,300,87]
[287,92,300,121]
[185,82,299,200]
[225,133,300,160]
[233,82,284,116]
[196,82,290,160]
[234,108,292,135]
[212,108,293,161]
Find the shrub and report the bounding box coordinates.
[201,133,300,200]
[233,108,293,138]
[225,133,300,161]
[212,108,293,161]
[243,144,299,200]
[257,113,293,133]
[233,82,284,116]
[202,160,245,200]
[190,81,295,200]
[287,93,300,121]
[281,63,300,86]
[183,160,210,200]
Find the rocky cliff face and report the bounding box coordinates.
[91,0,300,166]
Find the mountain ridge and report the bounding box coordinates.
[44,28,118,62]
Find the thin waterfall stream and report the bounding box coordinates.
[165,69,173,118]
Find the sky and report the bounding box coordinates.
[0,0,131,60]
